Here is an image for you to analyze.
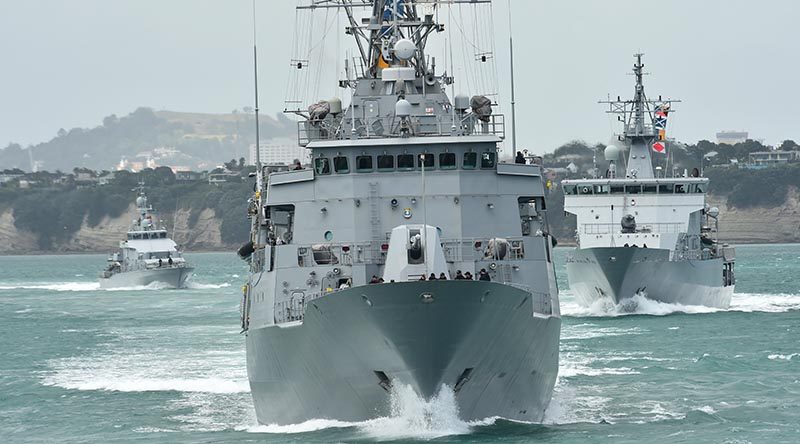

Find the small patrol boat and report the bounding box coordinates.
[99,185,193,289]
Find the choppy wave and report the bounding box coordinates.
[561,292,800,317]
[767,353,799,361]
[0,279,232,292]
[0,282,101,292]
[186,282,232,290]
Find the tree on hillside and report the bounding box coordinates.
[779,140,799,151]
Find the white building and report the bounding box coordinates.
[716,131,748,145]
[249,139,309,166]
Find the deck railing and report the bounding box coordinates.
[299,114,505,146]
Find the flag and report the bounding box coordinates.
[652,142,666,153]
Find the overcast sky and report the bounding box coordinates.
[1,0,798,154]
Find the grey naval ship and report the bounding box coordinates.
[239,0,561,425]
[562,54,736,309]
[99,186,193,289]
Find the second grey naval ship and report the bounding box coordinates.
[562,54,736,309]
[239,0,561,425]
[99,186,193,289]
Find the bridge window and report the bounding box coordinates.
[696,183,707,193]
[625,185,641,194]
[418,153,435,169]
[356,155,373,172]
[463,152,478,170]
[398,154,415,171]
[675,184,687,193]
[578,185,593,195]
[377,154,395,171]
[563,185,577,195]
[594,184,609,194]
[314,158,331,175]
[611,185,625,194]
[480,152,497,169]
[333,156,350,174]
[658,183,674,194]
[643,185,658,194]
[439,153,457,170]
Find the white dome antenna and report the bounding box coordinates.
[394,39,417,62]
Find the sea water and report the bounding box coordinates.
[0,245,798,443]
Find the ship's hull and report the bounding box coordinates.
[246,280,560,425]
[566,247,733,309]
[98,267,193,289]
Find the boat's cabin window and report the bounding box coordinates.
[314,158,331,175]
[563,184,577,195]
[356,155,373,172]
[610,185,625,194]
[377,154,395,171]
[625,185,642,194]
[463,152,478,170]
[675,184,687,193]
[439,153,457,170]
[397,154,415,171]
[594,184,610,194]
[480,152,497,169]
[658,183,674,194]
[419,153,435,169]
[578,185,593,195]
[696,183,707,193]
[643,185,658,194]
[333,156,350,174]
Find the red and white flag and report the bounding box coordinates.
[652,142,666,153]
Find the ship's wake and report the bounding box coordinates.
[0,280,230,292]
[561,292,800,317]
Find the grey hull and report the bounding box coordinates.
[566,247,733,309]
[247,281,560,425]
[98,267,193,289]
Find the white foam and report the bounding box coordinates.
[46,376,249,394]
[358,384,471,440]
[562,291,800,318]
[245,419,356,434]
[0,282,100,292]
[767,353,799,361]
[242,384,473,439]
[186,282,232,290]
[697,405,717,414]
[729,293,800,313]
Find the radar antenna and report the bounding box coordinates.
[598,53,681,179]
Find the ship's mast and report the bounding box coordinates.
[599,53,680,179]
[297,0,489,81]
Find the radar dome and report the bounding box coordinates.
[328,97,342,115]
[394,39,417,61]
[395,99,412,117]
[604,145,621,161]
[454,94,470,111]
[707,207,720,218]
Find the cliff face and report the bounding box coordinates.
[0,205,232,254]
[709,189,800,244]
